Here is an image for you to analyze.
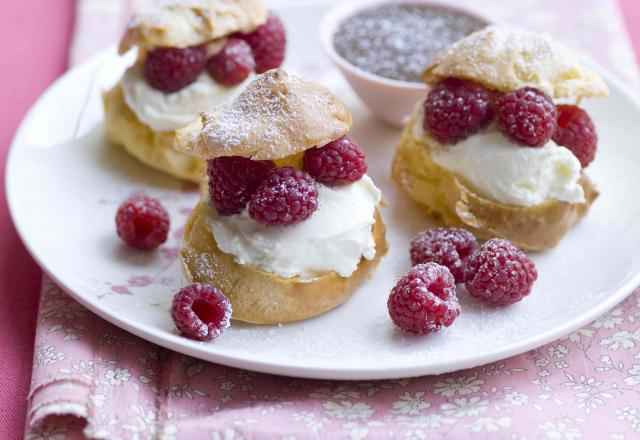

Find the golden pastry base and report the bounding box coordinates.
[103,83,204,183]
[391,119,598,251]
[180,202,388,324]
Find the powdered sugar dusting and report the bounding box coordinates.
[181,245,288,316]
[447,25,560,72]
[197,70,351,160]
[425,25,609,99]
[120,0,269,52]
[202,73,286,154]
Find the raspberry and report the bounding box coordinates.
[115,195,170,250]
[552,105,597,168]
[206,38,255,86]
[496,87,557,147]
[207,156,274,215]
[410,228,477,283]
[423,77,493,144]
[249,167,318,226]
[236,13,286,73]
[303,136,368,186]
[143,45,207,93]
[171,283,232,341]
[387,263,460,335]
[464,238,538,305]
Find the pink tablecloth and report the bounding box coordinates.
[0,1,75,439]
[3,0,640,439]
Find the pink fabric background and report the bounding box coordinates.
[0,2,74,439]
[2,0,640,439]
[620,0,640,57]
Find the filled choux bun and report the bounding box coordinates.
[392,26,607,250]
[177,70,388,323]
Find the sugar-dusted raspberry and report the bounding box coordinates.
[552,104,597,168]
[303,135,368,186]
[207,156,274,215]
[464,238,538,305]
[249,166,318,226]
[410,228,477,283]
[206,38,255,86]
[495,87,557,147]
[388,263,460,335]
[423,77,493,144]
[236,13,286,73]
[143,45,207,93]
[171,283,232,341]
[115,195,170,250]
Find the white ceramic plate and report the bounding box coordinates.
[7,3,640,380]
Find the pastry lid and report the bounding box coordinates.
[422,26,609,100]
[174,69,352,160]
[118,0,268,54]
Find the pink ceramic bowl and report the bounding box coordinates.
[320,0,493,128]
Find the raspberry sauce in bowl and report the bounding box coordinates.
[321,1,491,127]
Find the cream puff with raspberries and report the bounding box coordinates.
[174,69,388,324]
[392,26,608,250]
[103,0,286,182]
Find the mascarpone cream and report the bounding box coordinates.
[207,175,381,279]
[121,64,251,132]
[412,108,585,207]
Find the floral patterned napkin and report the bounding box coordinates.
[26,1,640,439]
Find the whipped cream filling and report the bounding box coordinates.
[121,64,252,132]
[412,108,585,207]
[206,175,382,279]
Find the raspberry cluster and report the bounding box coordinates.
[207,136,368,226]
[143,13,286,92]
[388,227,539,335]
[422,78,597,165]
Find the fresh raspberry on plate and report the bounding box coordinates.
[495,87,557,147]
[423,77,494,144]
[552,104,597,168]
[143,45,207,93]
[464,238,538,305]
[410,228,477,283]
[115,195,170,250]
[171,283,232,341]
[249,166,318,226]
[206,38,256,86]
[236,13,286,73]
[207,156,275,215]
[387,263,460,335]
[303,135,368,186]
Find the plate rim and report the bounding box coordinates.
[7,48,640,380]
